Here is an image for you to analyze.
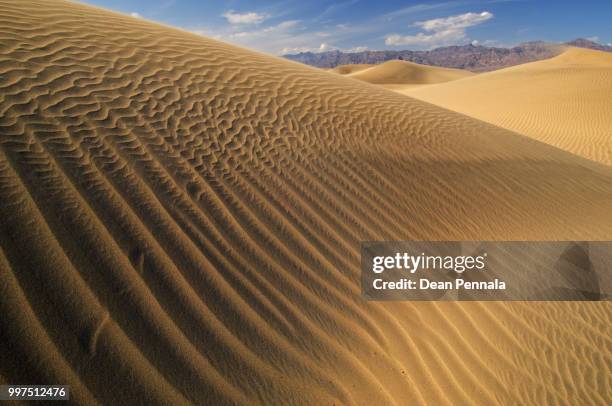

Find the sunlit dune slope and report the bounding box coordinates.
[331,64,375,75]
[402,47,612,165]
[0,1,611,405]
[348,60,474,86]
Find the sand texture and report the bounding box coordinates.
[0,1,611,405]
[403,47,612,165]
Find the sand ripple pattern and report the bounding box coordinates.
[0,1,611,405]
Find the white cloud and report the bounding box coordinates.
[281,43,369,55]
[223,10,267,25]
[130,12,141,18]
[385,11,493,48]
[383,2,463,21]
[416,11,493,31]
[318,43,332,52]
[281,42,335,54]
[229,20,299,39]
[470,38,499,47]
[196,20,312,54]
[314,0,359,22]
[586,36,599,42]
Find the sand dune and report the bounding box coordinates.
[1,1,611,405]
[402,47,612,165]
[347,60,474,88]
[331,64,375,75]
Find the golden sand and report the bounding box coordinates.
[402,47,612,165]
[0,1,610,404]
[347,59,474,87]
[331,64,376,75]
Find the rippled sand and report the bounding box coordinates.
[0,1,611,404]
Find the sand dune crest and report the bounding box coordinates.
[347,60,473,86]
[331,64,376,75]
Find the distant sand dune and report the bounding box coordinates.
[402,47,612,165]
[347,60,474,87]
[0,1,611,405]
[331,64,375,75]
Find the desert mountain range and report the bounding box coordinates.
[285,38,612,71]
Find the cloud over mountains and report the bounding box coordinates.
[386,11,493,48]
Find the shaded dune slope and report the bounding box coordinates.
[0,1,611,405]
[348,60,473,85]
[404,47,612,165]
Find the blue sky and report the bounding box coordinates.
[80,0,612,55]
